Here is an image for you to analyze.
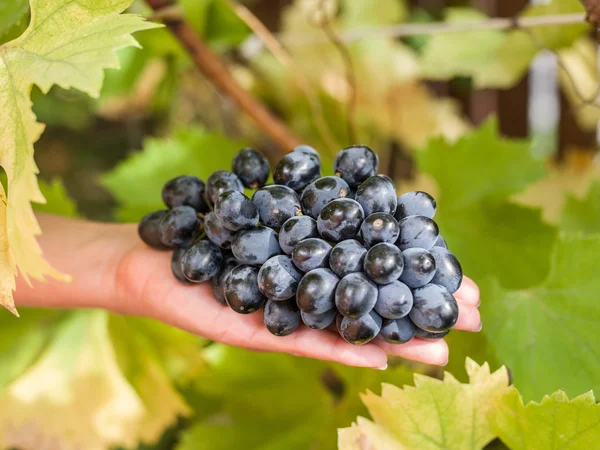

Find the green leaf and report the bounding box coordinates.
[480,234,600,401]
[491,387,600,449]
[560,183,600,234]
[417,118,556,288]
[0,0,29,39]
[34,179,78,217]
[339,358,511,450]
[0,0,159,313]
[101,127,247,222]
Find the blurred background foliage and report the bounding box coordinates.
[1,0,600,448]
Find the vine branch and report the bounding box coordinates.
[146,0,301,159]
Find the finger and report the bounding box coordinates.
[454,304,481,332]
[373,338,448,366]
[454,276,480,307]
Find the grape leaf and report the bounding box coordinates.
[491,387,600,449]
[0,0,159,315]
[417,118,557,288]
[560,183,600,233]
[0,311,190,450]
[338,358,511,450]
[480,234,600,401]
[101,127,247,222]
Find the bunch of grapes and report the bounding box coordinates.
[138,145,462,345]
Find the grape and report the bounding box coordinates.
[252,185,302,229]
[225,265,266,314]
[212,259,238,305]
[374,280,413,319]
[301,309,336,330]
[171,245,193,285]
[296,268,339,314]
[138,210,170,250]
[377,174,395,187]
[395,191,437,220]
[205,170,244,205]
[414,328,450,340]
[232,147,270,188]
[231,227,281,265]
[204,211,236,249]
[339,311,382,345]
[363,243,404,285]
[360,213,400,248]
[396,215,439,250]
[430,247,463,293]
[355,175,397,216]
[181,240,223,282]
[273,151,321,192]
[399,247,436,288]
[162,175,209,212]
[257,255,303,301]
[214,190,259,231]
[278,216,319,254]
[291,238,332,272]
[329,239,367,278]
[335,272,378,318]
[380,316,416,344]
[293,144,320,159]
[159,206,200,247]
[317,198,365,243]
[409,284,459,332]
[263,299,301,336]
[434,234,448,249]
[333,145,379,187]
[300,176,350,218]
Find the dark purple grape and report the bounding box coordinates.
[162,175,209,212]
[293,144,320,159]
[355,176,397,216]
[329,239,367,278]
[212,259,238,305]
[138,210,170,250]
[181,240,223,282]
[374,280,413,319]
[380,317,416,344]
[363,243,404,285]
[273,151,321,192]
[360,213,400,248]
[225,265,266,314]
[296,268,339,314]
[395,191,437,220]
[257,255,303,301]
[317,198,365,243]
[335,272,378,318]
[301,309,336,330]
[430,247,462,293]
[399,247,436,288]
[171,245,193,285]
[333,145,379,187]
[414,328,450,340]
[231,227,281,266]
[205,170,244,205]
[232,147,270,188]
[215,190,259,231]
[339,311,382,345]
[278,216,319,254]
[159,206,200,247]
[300,176,351,218]
[204,212,236,249]
[396,215,439,250]
[264,299,301,336]
[252,185,302,229]
[434,234,448,249]
[409,284,459,332]
[291,238,332,272]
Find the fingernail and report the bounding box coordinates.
[378,363,388,371]
[476,321,483,332]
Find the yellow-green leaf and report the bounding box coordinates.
[0,0,159,314]
[338,358,511,450]
[491,388,600,450]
